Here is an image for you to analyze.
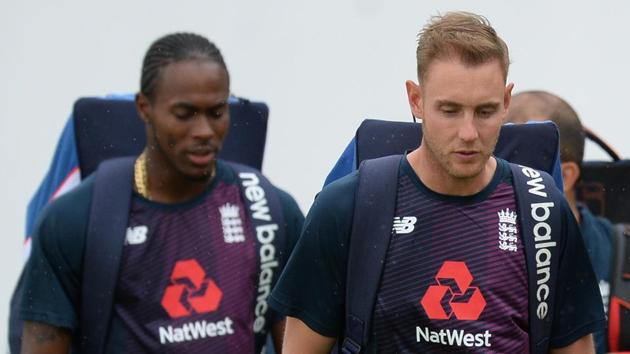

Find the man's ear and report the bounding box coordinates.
[503,82,514,113]
[561,161,581,192]
[135,93,151,124]
[405,80,423,119]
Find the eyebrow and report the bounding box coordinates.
[476,102,501,110]
[435,100,461,108]
[434,100,501,109]
[171,101,228,111]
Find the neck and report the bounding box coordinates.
[143,148,213,204]
[407,146,497,196]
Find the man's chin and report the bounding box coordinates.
[447,163,486,180]
[183,166,215,182]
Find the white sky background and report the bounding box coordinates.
[1,0,629,349]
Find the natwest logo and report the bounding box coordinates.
[161,259,223,318]
[420,261,486,320]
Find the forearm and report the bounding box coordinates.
[271,319,286,353]
[282,317,336,354]
[21,321,72,354]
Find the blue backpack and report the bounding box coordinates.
[325,119,564,190]
[72,96,269,177]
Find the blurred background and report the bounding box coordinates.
[1,0,629,350]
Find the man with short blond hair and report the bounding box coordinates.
[270,12,604,354]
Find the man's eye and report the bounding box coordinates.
[441,108,458,115]
[209,110,225,119]
[479,110,496,118]
[175,111,194,120]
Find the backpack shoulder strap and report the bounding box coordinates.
[226,162,286,352]
[342,154,401,354]
[81,157,135,354]
[509,163,562,354]
[609,223,630,351]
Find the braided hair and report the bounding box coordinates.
[140,32,229,101]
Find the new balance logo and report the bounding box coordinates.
[219,203,245,243]
[393,216,417,234]
[126,225,148,245]
[239,172,279,334]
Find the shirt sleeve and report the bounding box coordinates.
[269,172,358,337]
[267,187,305,325]
[549,199,606,348]
[20,179,92,330]
[275,187,306,257]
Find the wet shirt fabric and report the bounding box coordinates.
[270,156,605,353]
[20,160,304,354]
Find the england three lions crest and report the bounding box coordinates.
[220,203,245,243]
[498,208,518,252]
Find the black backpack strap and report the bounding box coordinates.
[509,163,562,354]
[609,224,630,351]
[620,225,630,281]
[227,162,286,352]
[81,157,135,354]
[342,155,401,354]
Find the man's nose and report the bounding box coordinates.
[192,114,215,140]
[458,113,479,142]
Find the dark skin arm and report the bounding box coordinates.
[21,321,71,354]
[282,317,335,354]
[271,319,286,353]
[550,334,595,354]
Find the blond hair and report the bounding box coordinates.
[416,11,510,82]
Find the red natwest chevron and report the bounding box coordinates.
[161,259,223,318]
[420,261,486,321]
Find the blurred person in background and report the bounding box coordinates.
[507,90,614,354]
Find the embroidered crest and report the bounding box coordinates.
[219,203,245,243]
[497,208,518,252]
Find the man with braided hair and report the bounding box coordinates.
[19,33,304,354]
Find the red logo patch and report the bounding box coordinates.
[420,261,486,320]
[161,259,223,318]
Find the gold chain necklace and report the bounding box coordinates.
[134,152,150,199]
[134,152,218,201]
